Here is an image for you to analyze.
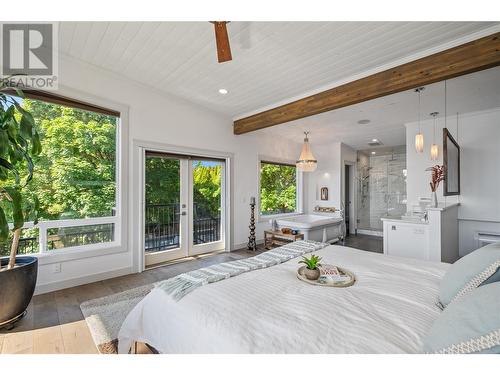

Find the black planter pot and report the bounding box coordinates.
[0,256,38,328]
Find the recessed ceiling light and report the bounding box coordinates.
[371,151,376,155]
[218,88,228,95]
[358,119,370,125]
[371,138,378,143]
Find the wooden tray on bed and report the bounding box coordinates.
[297,266,355,288]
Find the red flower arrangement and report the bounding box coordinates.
[425,165,445,192]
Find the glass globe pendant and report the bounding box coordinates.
[430,111,439,160]
[415,87,425,153]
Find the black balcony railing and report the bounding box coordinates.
[0,204,221,256]
[0,226,115,256]
[47,224,114,250]
[0,237,38,256]
[145,203,221,252]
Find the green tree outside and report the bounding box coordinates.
[0,97,117,254]
[17,98,117,220]
[260,162,297,215]
[1,96,295,255]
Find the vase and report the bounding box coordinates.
[432,191,438,208]
[304,268,320,281]
[0,257,38,329]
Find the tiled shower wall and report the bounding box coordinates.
[357,147,407,232]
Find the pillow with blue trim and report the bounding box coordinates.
[439,242,500,308]
[423,282,500,354]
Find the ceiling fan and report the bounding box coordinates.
[210,21,232,63]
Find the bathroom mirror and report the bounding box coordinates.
[443,128,460,196]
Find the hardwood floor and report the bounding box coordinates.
[343,234,383,254]
[0,248,263,354]
[0,239,381,354]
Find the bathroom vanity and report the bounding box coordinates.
[381,203,459,263]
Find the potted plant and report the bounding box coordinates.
[0,83,42,328]
[299,254,322,280]
[425,165,445,208]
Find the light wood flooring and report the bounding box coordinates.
[1,238,382,354]
[0,248,263,354]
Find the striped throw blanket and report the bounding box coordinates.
[155,240,328,301]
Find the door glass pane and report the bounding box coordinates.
[387,150,407,219]
[192,160,223,245]
[356,147,407,233]
[145,155,180,252]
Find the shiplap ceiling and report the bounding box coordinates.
[59,21,498,119]
[258,67,500,149]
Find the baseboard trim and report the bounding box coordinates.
[356,229,383,237]
[232,239,264,251]
[34,266,134,295]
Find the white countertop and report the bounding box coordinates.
[380,216,428,225]
[380,203,461,225]
[426,203,460,211]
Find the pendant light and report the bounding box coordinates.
[430,112,439,160]
[414,87,425,153]
[296,131,317,172]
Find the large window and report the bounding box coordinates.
[259,161,297,216]
[0,93,119,255]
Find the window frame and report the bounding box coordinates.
[4,86,128,265]
[257,156,303,222]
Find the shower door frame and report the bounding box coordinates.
[343,161,357,236]
[355,149,407,235]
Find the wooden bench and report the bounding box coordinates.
[264,230,304,250]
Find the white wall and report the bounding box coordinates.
[405,108,500,256]
[35,55,301,293]
[304,142,356,214]
[305,143,341,212]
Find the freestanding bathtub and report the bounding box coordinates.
[275,214,344,243]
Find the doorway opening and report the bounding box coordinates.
[344,163,355,236]
[144,151,226,267]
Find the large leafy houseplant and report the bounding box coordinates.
[0,83,42,270]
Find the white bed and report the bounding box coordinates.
[118,245,449,354]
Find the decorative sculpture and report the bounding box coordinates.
[247,197,257,251]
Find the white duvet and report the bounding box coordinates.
[118,245,449,354]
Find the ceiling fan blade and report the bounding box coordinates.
[212,21,232,63]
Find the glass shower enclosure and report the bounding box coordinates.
[356,146,407,234]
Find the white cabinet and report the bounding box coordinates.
[382,204,459,263]
[383,220,429,260]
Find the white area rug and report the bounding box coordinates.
[80,283,153,354]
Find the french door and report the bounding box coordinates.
[144,151,226,267]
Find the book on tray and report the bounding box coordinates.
[318,264,350,284]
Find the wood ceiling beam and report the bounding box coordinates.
[233,33,500,135]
